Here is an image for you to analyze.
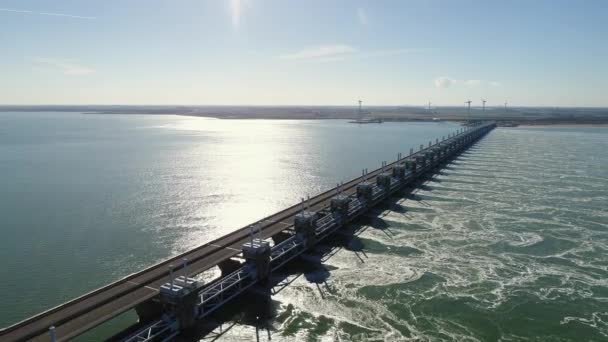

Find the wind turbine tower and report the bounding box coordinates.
[428,101,432,111]
[504,101,508,113]
[465,100,472,123]
[481,99,487,112]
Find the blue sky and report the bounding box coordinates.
[1,0,606,106]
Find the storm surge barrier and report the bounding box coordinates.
[0,122,496,342]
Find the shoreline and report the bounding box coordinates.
[3,109,608,127]
[515,123,608,128]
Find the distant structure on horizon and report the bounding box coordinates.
[349,100,383,124]
[465,100,472,122]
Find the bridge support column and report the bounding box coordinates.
[392,164,406,178]
[434,147,442,159]
[356,181,373,201]
[376,173,392,189]
[158,262,201,331]
[295,211,318,248]
[424,151,435,165]
[405,159,417,174]
[330,194,350,216]
[175,292,199,331]
[414,155,425,168]
[242,239,271,283]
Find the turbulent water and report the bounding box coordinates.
[1,113,606,341]
[219,127,608,341]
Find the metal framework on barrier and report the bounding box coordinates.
[196,268,255,317]
[270,236,306,271]
[123,316,179,342]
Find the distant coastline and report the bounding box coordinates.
[2,105,608,126]
[517,123,608,128]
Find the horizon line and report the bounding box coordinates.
[1,104,607,109]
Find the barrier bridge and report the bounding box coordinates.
[0,122,496,342]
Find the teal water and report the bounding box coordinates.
[1,113,607,341]
[0,112,457,329]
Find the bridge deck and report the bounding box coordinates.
[0,125,491,342]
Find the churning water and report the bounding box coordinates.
[0,113,606,341]
[216,127,608,341]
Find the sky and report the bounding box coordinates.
[0,0,607,107]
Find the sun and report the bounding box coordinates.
[230,0,241,30]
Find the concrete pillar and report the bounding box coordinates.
[404,159,417,173]
[330,194,351,216]
[376,173,392,188]
[392,164,406,178]
[242,239,271,282]
[356,181,373,200]
[294,211,317,248]
[158,260,202,331]
[174,292,199,331]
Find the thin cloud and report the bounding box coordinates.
[356,7,368,25]
[279,45,425,62]
[32,58,95,75]
[434,77,455,89]
[279,45,357,60]
[361,48,428,58]
[434,77,499,88]
[0,8,95,19]
[463,79,482,87]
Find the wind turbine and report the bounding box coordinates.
[504,101,508,113]
[465,100,472,123]
[481,99,487,112]
[428,101,432,111]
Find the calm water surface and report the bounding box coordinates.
[0,113,456,326]
[0,113,606,341]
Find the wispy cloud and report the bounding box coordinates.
[356,7,368,25]
[279,45,357,61]
[362,48,428,58]
[434,77,500,89]
[489,81,501,87]
[31,58,95,75]
[0,8,95,19]
[463,79,481,87]
[279,45,425,62]
[434,77,455,89]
